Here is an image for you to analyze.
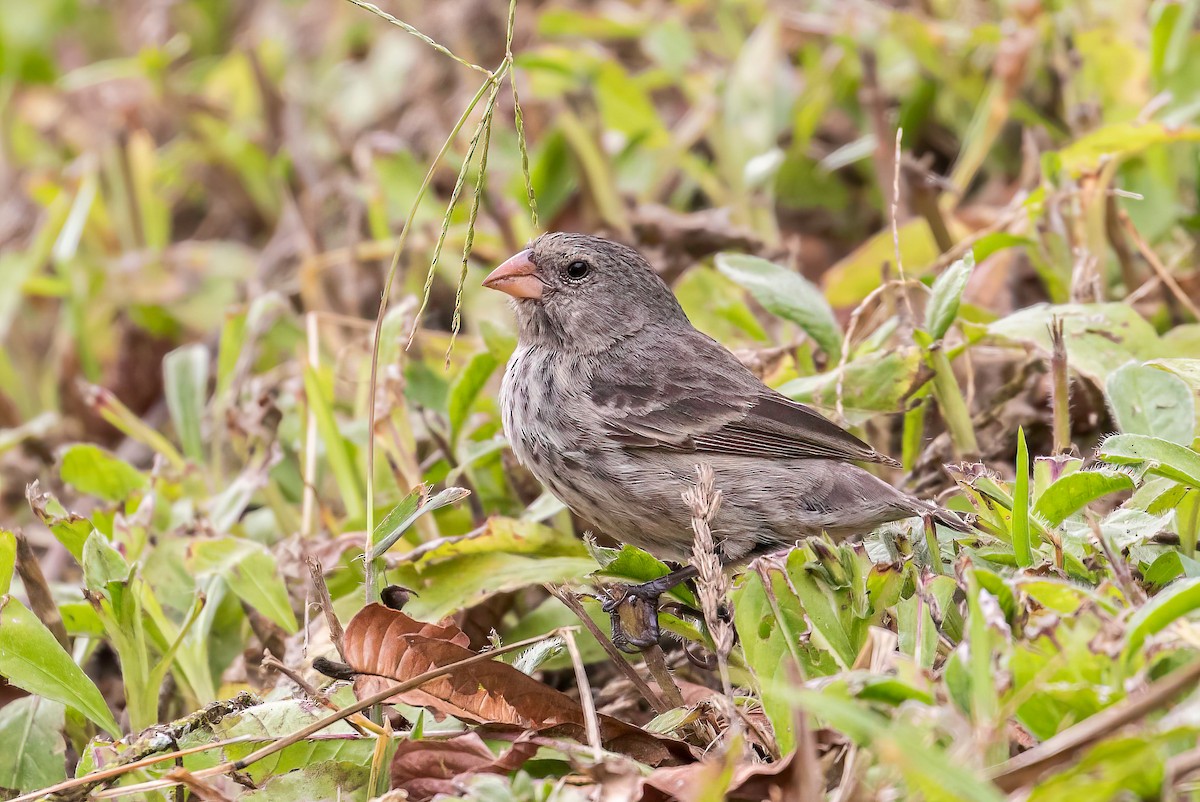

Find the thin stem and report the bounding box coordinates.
[343,0,490,74]
[363,70,500,603]
[85,628,573,799]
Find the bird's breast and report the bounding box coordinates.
[501,346,597,468]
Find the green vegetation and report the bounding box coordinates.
[1,0,1200,799]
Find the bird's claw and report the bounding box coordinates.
[604,585,662,652]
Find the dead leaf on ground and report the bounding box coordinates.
[390,731,539,802]
[341,603,694,766]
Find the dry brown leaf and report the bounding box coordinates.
[342,603,694,766]
[389,731,538,802]
[639,750,797,802]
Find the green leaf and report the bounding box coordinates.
[732,567,833,754]
[1099,434,1200,487]
[1124,577,1200,659]
[0,596,121,737]
[240,761,370,801]
[27,486,92,562]
[781,688,1005,802]
[925,251,974,341]
[1143,551,1200,588]
[823,219,941,307]
[0,697,66,793]
[189,538,298,633]
[388,518,596,621]
[1033,469,1136,527]
[302,364,364,523]
[447,350,499,446]
[779,346,923,424]
[59,444,147,503]
[1106,362,1195,445]
[787,550,864,669]
[715,253,842,361]
[82,531,130,591]
[368,486,471,559]
[1056,122,1200,175]
[163,344,210,463]
[989,303,1161,384]
[1148,358,1200,427]
[0,529,14,596]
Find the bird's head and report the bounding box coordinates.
[483,232,688,352]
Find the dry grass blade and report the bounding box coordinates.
[989,657,1200,791]
[1118,208,1200,320]
[407,70,507,351]
[14,529,69,649]
[684,464,735,705]
[342,0,490,74]
[362,71,499,600]
[446,89,497,364]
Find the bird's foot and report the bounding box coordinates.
[600,566,701,653]
[602,583,663,653]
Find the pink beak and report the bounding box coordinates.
[482,249,542,299]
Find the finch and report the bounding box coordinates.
[484,233,965,645]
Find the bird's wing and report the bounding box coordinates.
[590,328,897,466]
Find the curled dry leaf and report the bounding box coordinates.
[389,732,539,802]
[638,749,798,802]
[341,603,693,766]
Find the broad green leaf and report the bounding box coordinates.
[780,346,923,424]
[925,251,974,341]
[1099,434,1200,487]
[0,697,66,793]
[1149,358,1200,424]
[787,550,865,669]
[1124,577,1200,658]
[732,567,834,755]
[0,596,120,737]
[388,517,596,621]
[989,303,1160,384]
[189,538,298,633]
[204,699,371,782]
[1106,362,1195,445]
[594,60,669,147]
[59,444,147,503]
[1033,469,1136,527]
[447,350,499,446]
[675,266,769,344]
[1143,551,1200,588]
[240,761,370,801]
[1026,735,1168,802]
[1057,122,1200,175]
[715,253,842,361]
[163,344,210,462]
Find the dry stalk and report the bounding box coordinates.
[683,465,737,716]
[546,584,671,715]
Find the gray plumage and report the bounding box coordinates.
[493,232,964,565]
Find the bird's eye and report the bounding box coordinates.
[565,260,590,281]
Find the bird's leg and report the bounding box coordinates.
[602,565,700,652]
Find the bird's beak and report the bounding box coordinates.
[483,249,542,299]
